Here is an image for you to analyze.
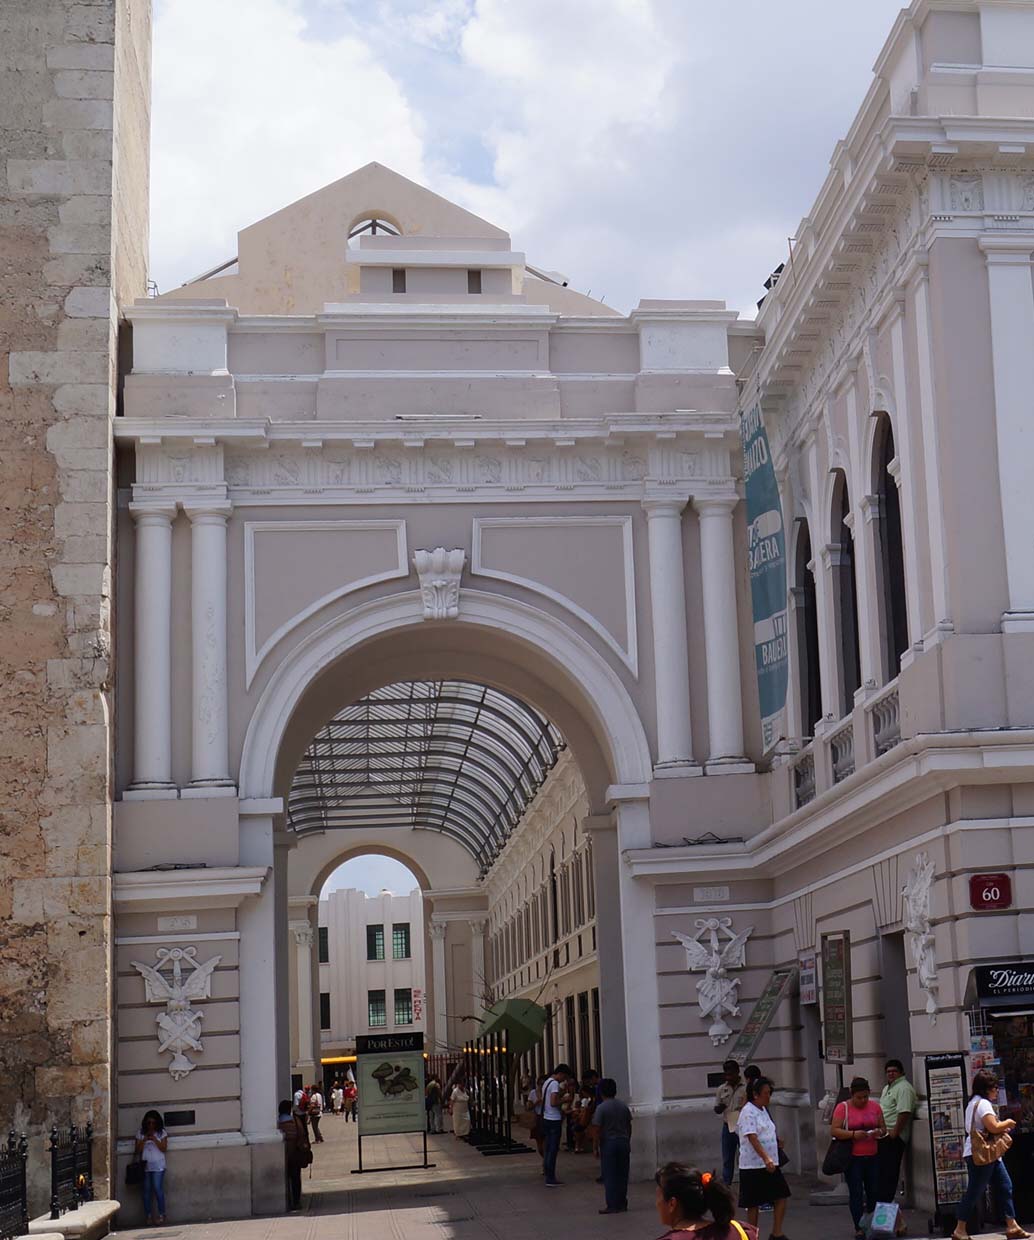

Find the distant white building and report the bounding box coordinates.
[316,887,427,1066]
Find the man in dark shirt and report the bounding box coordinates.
[591,1078,633,1215]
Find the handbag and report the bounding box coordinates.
[971,1103,1012,1166]
[821,1103,854,1177]
[125,1159,145,1186]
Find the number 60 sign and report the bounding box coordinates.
[969,873,1012,911]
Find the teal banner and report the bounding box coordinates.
[741,404,788,752]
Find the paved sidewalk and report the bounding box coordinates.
[112,1115,1021,1240]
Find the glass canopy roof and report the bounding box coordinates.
[288,680,564,875]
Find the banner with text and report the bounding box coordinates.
[741,403,788,752]
[356,1033,426,1137]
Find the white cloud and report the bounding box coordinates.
[149,0,426,292]
[151,0,907,314]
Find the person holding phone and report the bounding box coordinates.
[134,1110,168,1225]
[831,1077,887,1240]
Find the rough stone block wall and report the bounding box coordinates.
[0,0,150,1208]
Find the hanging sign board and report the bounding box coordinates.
[925,1053,968,1222]
[355,1032,425,1137]
[728,967,798,1065]
[821,931,853,1064]
[741,403,788,753]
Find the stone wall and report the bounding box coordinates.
[0,0,150,1208]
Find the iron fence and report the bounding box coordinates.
[0,1134,28,1240]
[48,1123,93,1221]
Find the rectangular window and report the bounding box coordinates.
[394,987,413,1025]
[392,267,407,293]
[318,925,329,964]
[366,924,385,961]
[392,923,411,959]
[467,268,482,294]
[368,989,386,1027]
[319,991,331,1030]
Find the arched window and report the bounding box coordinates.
[873,415,908,679]
[830,469,861,715]
[347,215,401,240]
[792,519,823,737]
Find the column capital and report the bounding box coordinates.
[979,235,1034,264]
[641,492,689,516]
[429,921,448,941]
[129,500,177,524]
[290,922,313,948]
[183,499,232,523]
[692,494,739,517]
[468,918,487,936]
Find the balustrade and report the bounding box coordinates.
[869,683,902,756]
[830,721,856,784]
[793,749,816,809]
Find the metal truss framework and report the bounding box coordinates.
[288,680,564,875]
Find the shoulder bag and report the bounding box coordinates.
[971,1102,1012,1166]
[125,1159,145,1186]
[730,1222,751,1240]
[821,1102,854,1177]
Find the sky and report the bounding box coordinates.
[150,0,907,318]
[323,854,420,897]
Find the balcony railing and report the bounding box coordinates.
[830,721,856,784]
[868,682,901,756]
[793,749,816,809]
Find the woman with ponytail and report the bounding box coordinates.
[654,1163,758,1240]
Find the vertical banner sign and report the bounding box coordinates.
[924,1053,968,1223]
[820,931,853,1064]
[741,403,788,752]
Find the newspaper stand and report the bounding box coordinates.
[924,1053,968,1237]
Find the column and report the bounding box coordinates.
[888,302,926,653]
[805,441,839,726]
[694,496,749,767]
[128,502,177,794]
[184,502,233,789]
[291,921,316,1076]
[642,496,697,770]
[238,810,279,1143]
[979,237,1034,631]
[430,920,449,1051]
[582,814,629,1096]
[843,375,881,691]
[469,919,487,1014]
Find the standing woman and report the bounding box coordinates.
[450,1078,471,1139]
[736,1077,791,1240]
[831,1076,887,1240]
[952,1071,1028,1240]
[134,1110,168,1226]
[654,1163,758,1240]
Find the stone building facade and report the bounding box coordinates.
[0,0,150,1207]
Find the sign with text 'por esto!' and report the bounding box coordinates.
[741,404,788,753]
[356,1032,425,1137]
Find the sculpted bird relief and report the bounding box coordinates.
[672,918,753,1046]
[131,946,222,1080]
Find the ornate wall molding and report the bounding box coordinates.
[414,547,466,619]
[131,946,222,1080]
[902,852,938,1024]
[672,918,753,1046]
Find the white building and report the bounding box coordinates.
[313,887,426,1075]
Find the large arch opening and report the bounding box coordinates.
[829,469,861,716]
[792,519,822,738]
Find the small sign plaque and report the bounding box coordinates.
[969,873,1012,911]
[693,886,730,903]
[157,915,197,932]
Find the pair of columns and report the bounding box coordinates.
[643,495,746,770]
[129,500,233,794]
[430,916,487,1052]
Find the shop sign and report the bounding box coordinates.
[413,988,423,1021]
[798,950,818,1005]
[972,963,1034,1001]
[969,873,1012,911]
[821,930,853,1064]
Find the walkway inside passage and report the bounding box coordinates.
[113,1119,961,1240]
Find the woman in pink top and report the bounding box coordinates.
[831,1076,887,1240]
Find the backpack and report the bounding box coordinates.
[298,1089,309,1110]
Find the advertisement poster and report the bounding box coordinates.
[821,931,853,1064]
[729,968,797,1064]
[741,403,789,753]
[356,1033,426,1136]
[925,1053,968,1211]
[799,951,818,1005]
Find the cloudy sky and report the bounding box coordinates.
[150,0,906,318]
[324,854,420,896]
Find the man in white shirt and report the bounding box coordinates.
[308,1085,324,1143]
[541,1063,571,1186]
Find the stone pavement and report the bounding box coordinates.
[112,1114,1021,1240]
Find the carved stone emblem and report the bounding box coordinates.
[131,946,222,1080]
[949,175,984,213]
[903,852,938,1024]
[413,547,466,620]
[672,917,753,1045]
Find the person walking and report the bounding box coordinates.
[736,1076,790,1239]
[450,1078,471,1139]
[952,1071,1029,1240]
[714,1059,746,1185]
[591,1077,632,1215]
[278,1099,312,1212]
[654,1162,758,1240]
[878,1058,916,1234]
[832,1076,887,1240]
[541,1062,571,1186]
[134,1110,168,1226]
[426,1075,444,1134]
[308,1084,325,1143]
[330,1081,343,1116]
[343,1079,358,1121]
[292,1083,310,1137]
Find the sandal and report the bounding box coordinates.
[1005,1231,1031,1240]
